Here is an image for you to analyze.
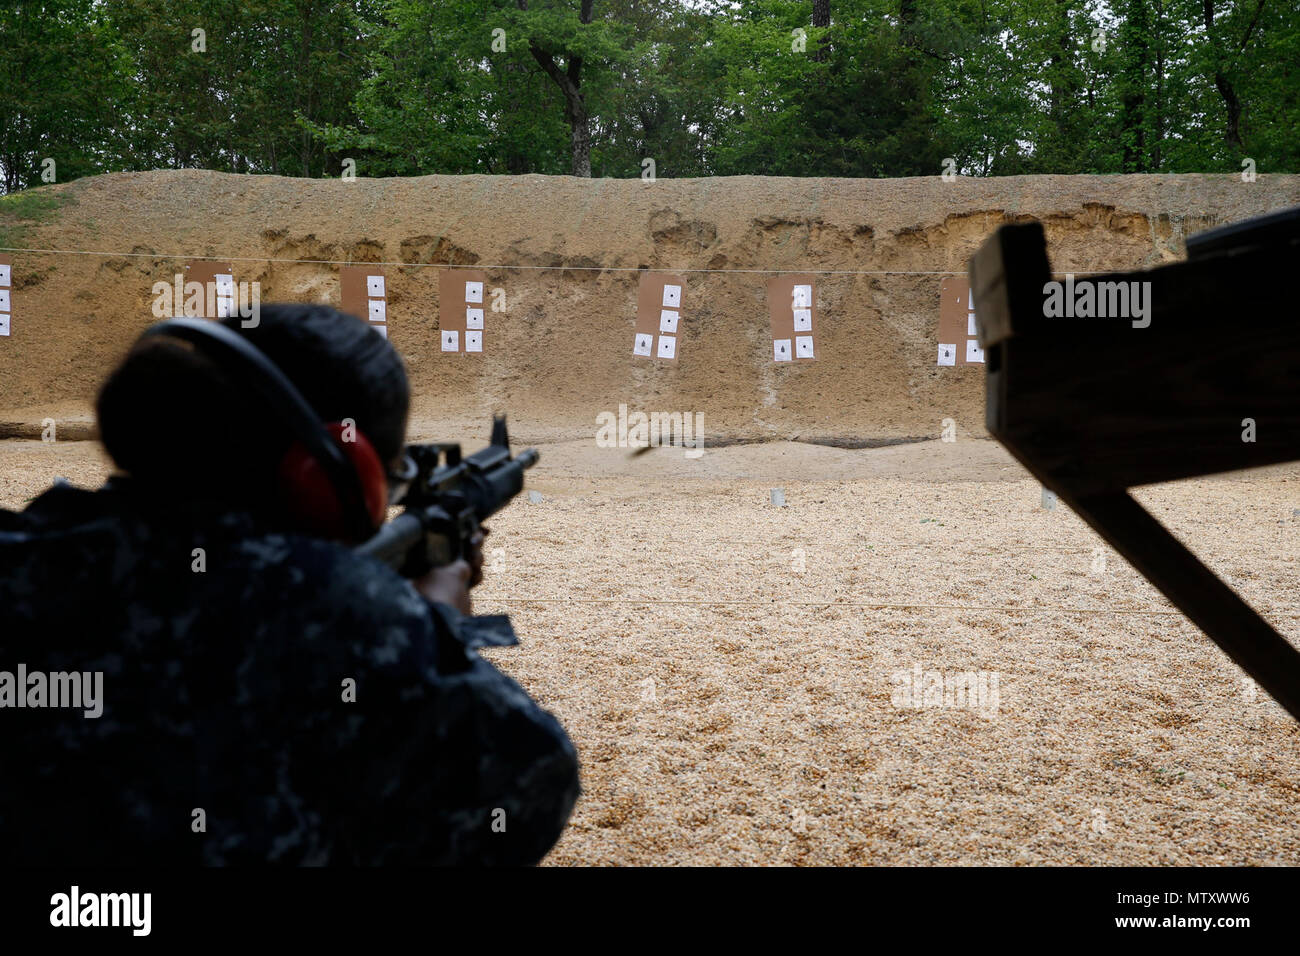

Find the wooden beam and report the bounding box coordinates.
[971,207,1300,721]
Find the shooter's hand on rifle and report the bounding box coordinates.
[412,526,487,613]
[415,559,473,614]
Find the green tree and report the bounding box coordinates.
[5,0,1300,187]
[0,0,132,192]
[104,0,376,177]
[317,0,635,177]
[588,0,723,178]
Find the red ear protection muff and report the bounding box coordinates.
[278,423,388,541]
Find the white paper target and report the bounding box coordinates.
[367,276,385,297]
[656,335,676,359]
[774,338,792,362]
[441,330,459,352]
[465,281,483,303]
[466,307,484,329]
[938,344,956,366]
[662,284,681,308]
[633,332,653,356]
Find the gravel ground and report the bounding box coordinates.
[3,438,1298,865]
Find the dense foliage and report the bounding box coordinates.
[1,0,1296,190]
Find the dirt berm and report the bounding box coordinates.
[2,171,1297,443]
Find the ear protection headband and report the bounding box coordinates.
[138,318,387,542]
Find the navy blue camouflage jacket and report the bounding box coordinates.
[0,478,579,865]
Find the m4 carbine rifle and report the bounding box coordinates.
[356,416,538,577]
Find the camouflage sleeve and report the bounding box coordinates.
[239,540,581,866]
[352,599,581,865]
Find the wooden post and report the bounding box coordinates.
[971,207,1300,721]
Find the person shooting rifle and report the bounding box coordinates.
[0,304,579,866]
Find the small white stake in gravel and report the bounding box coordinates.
[528,491,543,504]
[1041,488,1057,511]
[771,488,786,507]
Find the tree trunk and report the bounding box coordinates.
[1152,0,1164,169]
[812,0,829,61]
[1212,72,1243,147]
[1202,0,1244,148]
[526,47,591,176]
[567,76,591,177]
[519,0,593,177]
[298,2,316,176]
